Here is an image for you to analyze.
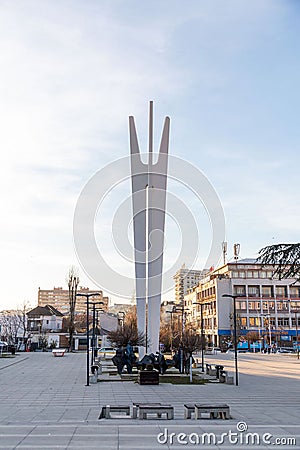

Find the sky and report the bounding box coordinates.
[0,0,300,310]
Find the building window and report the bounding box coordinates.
[248,301,260,311]
[270,317,276,326]
[249,317,260,326]
[290,301,300,311]
[291,317,300,327]
[290,287,300,298]
[276,286,287,298]
[236,301,247,310]
[248,286,260,297]
[278,317,289,327]
[232,271,239,278]
[277,301,289,311]
[240,317,247,327]
[234,285,246,296]
[262,286,273,298]
[262,302,272,310]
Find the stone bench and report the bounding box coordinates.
[138,404,173,420]
[132,403,162,419]
[99,405,131,419]
[195,403,230,420]
[205,363,217,377]
[184,403,196,419]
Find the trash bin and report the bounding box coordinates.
[215,365,224,379]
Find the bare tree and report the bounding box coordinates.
[246,331,259,350]
[159,318,181,352]
[172,327,202,353]
[257,243,300,281]
[0,314,20,343]
[0,300,31,347]
[107,323,146,347]
[66,266,79,352]
[17,300,31,344]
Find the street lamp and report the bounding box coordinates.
[91,302,104,365]
[222,294,239,386]
[173,304,189,340]
[172,304,188,373]
[193,302,205,372]
[76,292,101,386]
[166,309,176,353]
[262,313,272,350]
[118,311,125,330]
[287,300,299,360]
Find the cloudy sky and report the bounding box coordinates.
[1,0,299,310]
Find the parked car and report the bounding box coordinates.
[277,347,295,353]
[0,341,16,354]
[205,347,222,355]
[226,348,248,354]
[0,341,8,353]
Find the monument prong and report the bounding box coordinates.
[130,102,169,357]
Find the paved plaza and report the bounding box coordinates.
[0,351,299,449]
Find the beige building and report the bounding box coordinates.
[38,286,109,314]
[184,258,300,349]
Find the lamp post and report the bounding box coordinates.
[193,302,205,372]
[76,292,101,386]
[173,304,188,373]
[91,302,104,365]
[118,311,125,330]
[222,294,239,386]
[166,309,176,353]
[295,311,299,360]
[173,304,188,340]
[287,300,299,360]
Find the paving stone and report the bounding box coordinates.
[0,352,299,449]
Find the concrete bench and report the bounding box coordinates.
[52,349,66,357]
[205,364,217,377]
[184,404,197,419]
[99,405,131,419]
[132,403,162,419]
[195,403,230,420]
[138,404,173,420]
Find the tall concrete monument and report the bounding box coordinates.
[129,102,170,357]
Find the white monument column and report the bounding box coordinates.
[129,102,169,357]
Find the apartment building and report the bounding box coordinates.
[184,259,300,348]
[38,286,109,314]
[173,266,207,304]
